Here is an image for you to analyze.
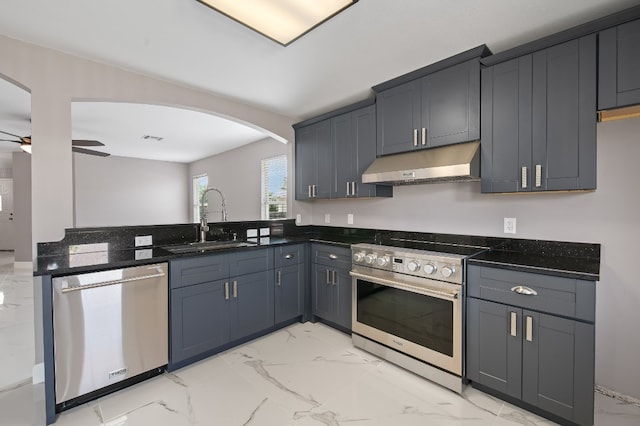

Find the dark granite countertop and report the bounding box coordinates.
[34,220,601,281]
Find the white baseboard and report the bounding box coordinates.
[32,363,44,384]
[595,384,640,406]
[14,261,33,270]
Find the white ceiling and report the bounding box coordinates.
[0,0,637,161]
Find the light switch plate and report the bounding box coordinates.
[296,214,302,225]
[324,213,331,224]
[504,218,517,234]
[134,235,153,246]
[347,214,354,225]
[259,227,270,236]
[247,229,258,238]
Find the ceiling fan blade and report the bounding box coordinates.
[72,139,105,147]
[0,130,23,139]
[72,147,110,157]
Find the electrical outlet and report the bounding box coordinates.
[324,213,331,224]
[134,235,153,247]
[296,214,302,225]
[347,214,354,225]
[504,218,517,234]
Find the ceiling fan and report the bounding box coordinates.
[0,130,110,157]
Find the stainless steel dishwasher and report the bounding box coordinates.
[52,263,168,409]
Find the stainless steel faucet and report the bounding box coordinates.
[199,187,228,243]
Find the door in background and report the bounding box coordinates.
[0,179,15,250]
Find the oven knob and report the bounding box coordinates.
[423,263,436,274]
[364,253,377,264]
[407,260,420,272]
[353,251,366,262]
[441,266,456,278]
[376,255,390,267]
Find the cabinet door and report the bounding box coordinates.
[312,263,334,321]
[480,56,533,193]
[423,60,480,148]
[376,80,421,155]
[466,298,522,399]
[599,19,640,110]
[229,271,274,341]
[353,105,390,198]
[532,35,596,191]
[333,266,352,331]
[170,280,229,365]
[314,120,333,199]
[275,264,304,324]
[332,112,354,198]
[521,311,595,426]
[295,125,316,200]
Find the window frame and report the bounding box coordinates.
[261,155,287,220]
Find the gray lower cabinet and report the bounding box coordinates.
[310,243,352,331]
[274,244,306,324]
[466,265,595,426]
[599,18,640,110]
[481,34,596,193]
[170,248,275,367]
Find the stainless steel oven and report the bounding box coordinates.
[350,243,472,392]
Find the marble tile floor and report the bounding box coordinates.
[2,322,639,426]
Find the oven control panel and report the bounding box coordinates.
[351,243,464,284]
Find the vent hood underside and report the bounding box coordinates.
[362,141,480,185]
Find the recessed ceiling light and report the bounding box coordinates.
[196,0,358,46]
[141,135,164,142]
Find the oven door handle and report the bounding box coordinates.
[349,271,459,301]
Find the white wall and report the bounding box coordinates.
[0,34,295,247]
[189,138,288,222]
[73,154,189,227]
[12,152,32,262]
[293,117,640,399]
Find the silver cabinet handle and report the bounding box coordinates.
[224,281,230,300]
[535,164,542,188]
[276,270,281,286]
[332,270,337,285]
[526,316,533,342]
[346,181,351,196]
[284,253,294,259]
[413,129,418,146]
[521,166,527,189]
[326,269,331,284]
[313,185,317,197]
[510,311,517,337]
[308,185,312,198]
[511,286,538,296]
[329,254,338,260]
[421,127,426,145]
[351,181,356,196]
[233,280,238,298]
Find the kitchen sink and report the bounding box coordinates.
[162,240,257,254]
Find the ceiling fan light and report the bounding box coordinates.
[197,0,357,46]
[20,143,32,154]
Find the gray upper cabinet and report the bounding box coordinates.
[376,59,481,156]
[333,105,392,198]
[294,120,332,200]
[481,34,597,193]
[599,18,640,110]
[466,265,595,426]
[295,102,391,200]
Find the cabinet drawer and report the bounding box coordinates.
[274,244,305,267]
[170,254,230,289]
[229,247,273,277]
[312,243,351,268]
[467,266,595,322]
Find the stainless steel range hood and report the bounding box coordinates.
[362,141,480,185]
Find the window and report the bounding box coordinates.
[261,155,287,220]
[192,174,208,222]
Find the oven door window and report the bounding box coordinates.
[356,278,453,357]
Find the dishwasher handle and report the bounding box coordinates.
[60,271,166,293]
